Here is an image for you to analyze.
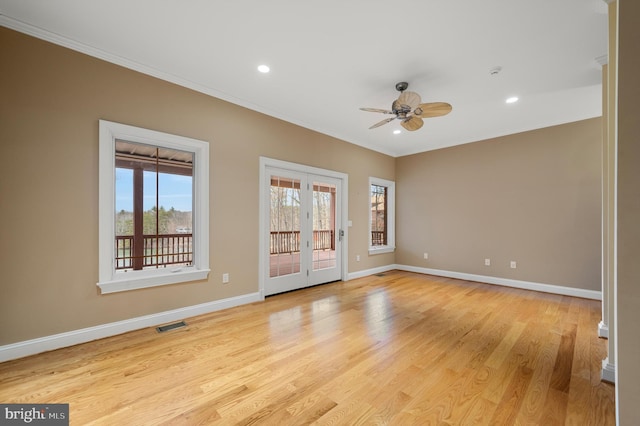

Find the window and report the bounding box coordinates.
[369,177,395,254]
[114,140,194,271]
[98,120,209,294]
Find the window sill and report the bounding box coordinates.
[368,246,395,255]
[97,268,210,294]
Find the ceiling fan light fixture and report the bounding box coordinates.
[393,130,401,135]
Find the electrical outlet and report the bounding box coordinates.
[484,258,491,266]
[222,273,229,283]
[356,255,360,262]
[510,261,517,269]
[423,252,429,260]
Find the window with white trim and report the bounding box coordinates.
[98,120,210,294]
[369,177,395,254]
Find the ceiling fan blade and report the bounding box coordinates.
[414,102,453,118]
[401,116,424,131]
[396,91,421,109]
[369,117,396,129]
[360,107,394,114]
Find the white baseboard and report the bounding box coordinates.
[347,264,398,280]
[598,320,609,338]
[0,292,262,363]
[394,265,602,300]
[349,264,602,300]
[601,357,616,383]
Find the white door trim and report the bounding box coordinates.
[259,157,349,298]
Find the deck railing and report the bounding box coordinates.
[116,230,335,269]
[115,234,192,270]
[270,230,334,254]
[371,231,385,246]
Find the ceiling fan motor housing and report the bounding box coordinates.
[392,100,412,117]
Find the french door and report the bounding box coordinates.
[264,166,343,296]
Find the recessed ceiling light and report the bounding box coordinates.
[393,130,401,135]
[257,64,270,73]
[506,96,519,104]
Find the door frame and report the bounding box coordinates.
[259,157,349,298]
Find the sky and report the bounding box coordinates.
[115,169,193,212]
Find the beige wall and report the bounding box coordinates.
[0,26,605,350]
[396,118,602,290]
[0,28,394,345]
[616,0,640,421]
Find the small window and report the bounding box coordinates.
[369,177,395,254]
[98,120,209,293]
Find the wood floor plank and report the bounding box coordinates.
[0,271,615,425]
[589,383,616,426]
[489,363,534,425]
[485,321,527,369]
[515,327,559,424]
[539,388,568,425]
[549,323,577,393]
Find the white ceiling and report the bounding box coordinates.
[0,0,608,157]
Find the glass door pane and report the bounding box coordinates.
[312,181,337,272]
[270,176,302,278]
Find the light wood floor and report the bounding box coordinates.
[0,271,615,425]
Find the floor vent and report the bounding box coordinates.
[156,321,187,333]
[375,273,386,277]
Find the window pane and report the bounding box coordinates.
[115,168,133,235]
[114,140,194,271]
[371,183,387,246]
[159,173,193,235]
[115,168,133,269]
[143,170,158,235]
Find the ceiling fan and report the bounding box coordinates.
[360,82,452,131]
